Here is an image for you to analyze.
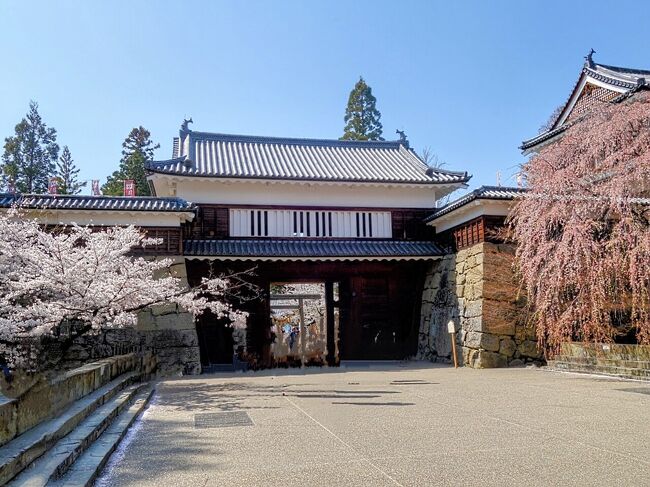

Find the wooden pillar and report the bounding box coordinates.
[325,282,336,366]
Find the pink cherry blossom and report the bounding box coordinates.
[510,92,650,355]
[0,211,247,368]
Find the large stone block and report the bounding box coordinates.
[482,277,518,302]
[515,323,537,343]
[155,346,201,376]
[139,311,195,331]
[422,288,436,303]
[499,338,517,357]
[461,316,483,333]
[482,299,517,336]
[456,272,466,286]
[145,329,199,349]
[465,267,484,287]
[463,300,482,318]
[464,331,500,352]
[433,328,455,358]
[151,302,180,316]
[463,282,483,301]
[518,340,542,359]
[136,311,155,329]
[470,350,508,368]
[464,252,484,270]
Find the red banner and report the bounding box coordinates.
[124,179,136,197]
[48,178,58,195]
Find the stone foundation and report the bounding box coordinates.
[419,242,542,367]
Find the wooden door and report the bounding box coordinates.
[343,276,403,360]
[196,313,234,365]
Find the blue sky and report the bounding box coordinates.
[1,0,649,194]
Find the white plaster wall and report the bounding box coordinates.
[430,200,513,233]
[154,177,443,209]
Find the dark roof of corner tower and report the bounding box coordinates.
[146,129,470,185]
[0,194,195,213]
[424,186,526,222]
[520,53,650,152]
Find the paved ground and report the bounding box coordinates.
[97,363,650,486]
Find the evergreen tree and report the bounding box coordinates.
[2,101,59,193]
[102,127,159,196]
[56,146,86,195]
[341,77,383,141]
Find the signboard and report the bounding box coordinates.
[48,177,58,195]
[447,320,457,334]
[91,180,101,196]
[123,179,136,197]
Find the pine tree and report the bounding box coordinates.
[2,101,59,193]
[102,127,159,196]
[341,77,383,141]
[56,146,86,195]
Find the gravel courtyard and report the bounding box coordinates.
[97,364,650,487]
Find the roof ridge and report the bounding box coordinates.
[594,62,650,76]
[0,193,188,201]
[186,130,404,149]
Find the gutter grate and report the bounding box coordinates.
[390,379,438,385]
[194,411,253,429]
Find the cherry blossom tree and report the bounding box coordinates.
[0,211,249,369]
[511,92,650,354]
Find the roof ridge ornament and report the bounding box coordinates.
[181,117,193,132]
[585,48,596,69]
[395,129,409,148]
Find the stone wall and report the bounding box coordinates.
[418,242,542,367]
[61,257,202,376]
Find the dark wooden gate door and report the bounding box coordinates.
[196,313,234,366]
[343,276,403,360]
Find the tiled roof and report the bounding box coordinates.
[0,194,195,212]
[521,58,650,152]
[425,186,526,222]
[520,125,570,151]
[147,130,470,185]
[183,239,446,259]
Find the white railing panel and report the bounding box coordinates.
[228,209,392,238]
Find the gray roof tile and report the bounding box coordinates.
[426,186,650,223]
[183,238,446,259]
[425,186,525,222]
[0,194,195,212]
[147,131,470,185]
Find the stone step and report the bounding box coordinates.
[547,361,650,380]
[48,386,154,487]
[553,356,650,369]
[6,383,147,487]
[0,372,139,485]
